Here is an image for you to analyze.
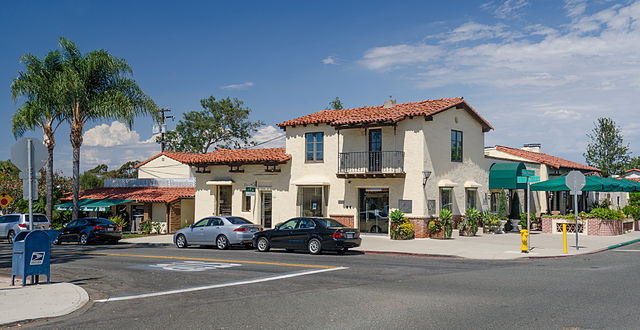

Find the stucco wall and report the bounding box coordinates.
[180,199,195,227]
[151,203,166,223]
[138,155,194,179]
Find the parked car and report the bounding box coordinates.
[253,217,361,255]
[174,216,263,249]
[0,213,51,244]
[54,218,122,245]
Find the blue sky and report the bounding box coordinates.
[1,0,639,175]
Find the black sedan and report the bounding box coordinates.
[253,217,361,255]
[54,217,122,245]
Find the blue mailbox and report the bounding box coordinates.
[12,230,55,286]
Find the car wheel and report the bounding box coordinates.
[79,233,88,246]
[256,237,270,252]
[7,231,15,244]
[308,238,322,255]
[175,234,188,248]
[337,248,348,255]
[53,236,61,245]
[370,226,381,233]
[216,235,229,250]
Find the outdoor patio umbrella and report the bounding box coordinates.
[530,175,614,192]
[599,177,638,192]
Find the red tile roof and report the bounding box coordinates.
[61,187,195,204]
[625,169,640,173]
[277,97,493,132]
[495,146,600,171]
[136,148,291,167]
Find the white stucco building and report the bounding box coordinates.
[187,97,494,237]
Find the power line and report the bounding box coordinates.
[248,134,285,148]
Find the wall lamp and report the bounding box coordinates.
[422,170,432,186]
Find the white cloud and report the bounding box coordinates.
[322,56,337,65]
[483,0,530,19]
[83,121,141,147]
[221,82,254,90]
[250,126,285,148]
[565,0,587,18]
[443,22,512,43]
[360,44,441,70]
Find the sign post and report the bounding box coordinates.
[517,171,540,252]
[565,171,586,251]
[10,138,47,230]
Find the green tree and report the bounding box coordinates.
[80,171,104,190]
[497,190,508,220]
[163,96,264,153]
[57,37,157,219]
[626,156,640,171]
[11,50,65,221]
[584,117,630,177]
[326,97,343,110]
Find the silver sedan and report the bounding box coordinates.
[173,216,262,249]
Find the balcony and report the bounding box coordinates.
[337,151,405,178]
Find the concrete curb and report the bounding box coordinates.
[358,250,460,259]
[525,237,640,260]
[606,238,640,250]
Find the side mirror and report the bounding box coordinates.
[189,224,194,229]
[274,225,280,231]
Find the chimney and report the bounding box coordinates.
[383,99,396,108]
[522,143,541,153]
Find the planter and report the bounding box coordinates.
[430,230,445,239]
[459,227,472,236]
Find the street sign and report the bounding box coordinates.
[522,170,535,176]
[0,192,13,208]
[528,176,540,183]
[10,138,47,173]
[22,179,38,200]
[517,176,527,183]
[245,186,256,197]
[566,171,586,195]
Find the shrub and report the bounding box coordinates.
[439,209,453,238]
[519,213,535,229]
[586,207,623,220]
[460,208,480,235]
[152,222,163,234]
[109,215,128,229]
[497,190,508,220]
[428,219,443,234]
[140,220,152,234]
[503,218,513,231]
[482,210,501,232]
[389,210,414,240]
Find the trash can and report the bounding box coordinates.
[11,230,53,286]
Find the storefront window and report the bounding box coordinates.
[242,191,251,212]
[440,187,452,211]
[298,186,324,217]
[466,188,477,210]
[218,185,232,216]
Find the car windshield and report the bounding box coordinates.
[33,215,49,222]
[318,218,345,228]
[226,217,251,224]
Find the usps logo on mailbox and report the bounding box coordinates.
[30,252,45,265]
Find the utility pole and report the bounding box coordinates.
[158,108,174,152]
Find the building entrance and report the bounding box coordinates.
[261,191,272,228]
[358,188,389,233]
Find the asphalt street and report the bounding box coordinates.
[2,241,640,329]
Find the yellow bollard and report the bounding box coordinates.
[520,229,529,253]
[563,223,567,254]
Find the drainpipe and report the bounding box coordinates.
[337,129,340,174]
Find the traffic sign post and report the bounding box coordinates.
[10,138,47,231]
[0,192,13,209]
[566,171,586,251]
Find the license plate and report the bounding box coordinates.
[346,233,354,239]
[107,228,114,232]
[250,228,257,232]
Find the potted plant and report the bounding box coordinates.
[389,210,414,240]
[459,208,480,236]
[428,218,445,239]
[440,209,453,239]
[482,210,502,234]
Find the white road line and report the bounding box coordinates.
[612,249,640,252]
[95,266,348,303]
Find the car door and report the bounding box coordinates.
[293,218,317,249]
[270,218,299,249]
[59,220,78,242]
[0,216,8,237]
[189,218,211,243]
[69,220,87,242]
[204,217,224,244]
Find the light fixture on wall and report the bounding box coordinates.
[422,170,432,186]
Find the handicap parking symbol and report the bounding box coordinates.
[30,252,45,265]
[148,261,241,272]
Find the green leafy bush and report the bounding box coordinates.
[140,220,152,234]
[109,215,128,229]
[459,208,480,235]
[152,222,163,234]
[497,190,508,220]
[390,210,414,240]
[428,219,443,234]
[482,211,501,232]
[519,213,535,229]
[586,207,623,220]
[439,209,453,238]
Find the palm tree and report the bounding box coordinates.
[11,50,65,221]
[57,37,157,219]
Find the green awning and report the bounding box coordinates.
[600,177,638,192]
[530,175,619,192]
[489,162,527,189]
[55,199,133,212]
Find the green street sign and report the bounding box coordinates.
[245,186,256,196]
[528,176,540,183]
[517,176,527,183]
[522,170,535,176]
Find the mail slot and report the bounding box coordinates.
[11,230,58,286]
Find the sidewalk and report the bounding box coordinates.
[0,277,89,326]
[121,230,640,259]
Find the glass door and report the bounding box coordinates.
[368,129,382,172]
[358,188,389,233]
[218,185,232,216]
[261,191,272,228]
